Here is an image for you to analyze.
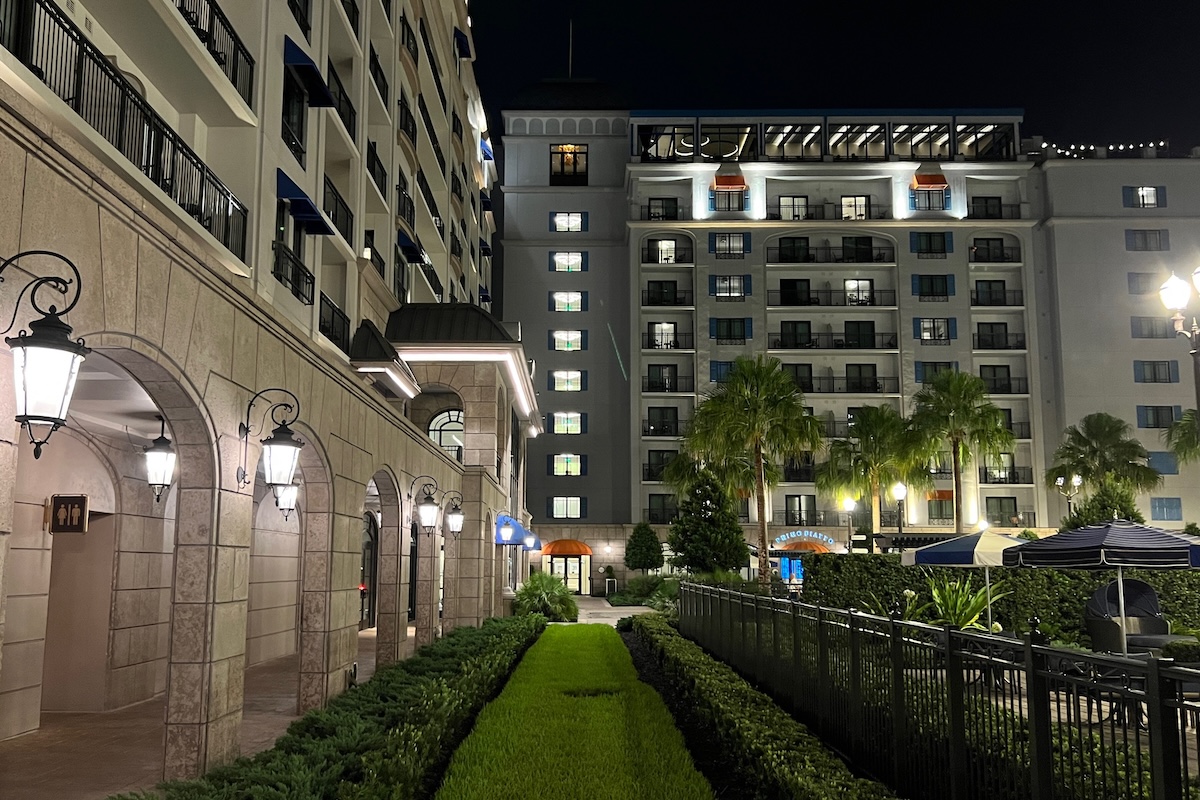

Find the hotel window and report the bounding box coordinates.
[918,318,953,344]
[911,232,951,257]
[1137,405,1181,429]
[551,370,585,391]
[914,361,955,384]
[647,197,681,220]
[711,317,750,344]
[551,330,586,351]
[1125,229,1167,251]
[281,70,308,166]
[550,291,587,311]
[1127,272,1158,294]
[927,498,954,521]
[552,412,585,434]
[1151,497,1183,522]
[550,211,587,232]
[1148,451,1180,475]
[710,233,748,258]
[777,196,808,221]
[710,360,734,382]
[1134,360,1178,383]
[913,190,946,211]
[711,274,748,299]
[1131,316,1173,339]
[550,144,588,186]
[1123,186,1165,208]
[915,274,952,301]
[550,496,584,519]
[550,454,585,476]
[840,195,871,220]
[550,251,587,272]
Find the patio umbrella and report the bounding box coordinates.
[901,531,1022,629]
[1001,520,1200,655]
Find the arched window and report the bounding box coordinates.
[428,409,464,462]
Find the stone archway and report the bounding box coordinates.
[368,468,405,665]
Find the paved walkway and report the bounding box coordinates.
[0,627,408,800]
[576,595,649,626]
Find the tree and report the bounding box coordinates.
[666,471,749,574]
[910,370,1014,534]
[1060,476,1145,529]
[661,449,779,501]
[1045,412,1161,492]
[684,355,824,587]
[625,522,664,574]
[1164,409,1200,465]
[815,404,929,550]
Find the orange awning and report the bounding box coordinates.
[776,540,831,554]
[912,173,948,190]
[927,489,954,501]
[541,539,593,556]
[714,174,747,190]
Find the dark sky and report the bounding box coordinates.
[470,1,1199,150]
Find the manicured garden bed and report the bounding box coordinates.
[434,624,712,800]
[111,615,545,800]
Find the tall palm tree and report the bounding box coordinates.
[661,450,780,505]
[1164,409,1200,465]
[684,355,824,587]
[910,371,1014,534]
[1045,412,1161,492]
[815,404,929,551]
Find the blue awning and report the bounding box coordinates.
[480,137,494,161]
[453,27,472,59]
[284,36,336,107]
[479,284,491,303]
[276,169,335,235]
[479,190,492,211]
[496,514,530,546]
[479,237,492,256]
[396,229,423,262]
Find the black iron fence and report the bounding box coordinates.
[339,0,359,34]
[639,204,691,220]
[397,188,416,228]
[392,245,406,300]
[323,175,353,244]
[979,466,1035,484]
[679,584,1200,800]
[642,419,686,437]
[643,507,678,524]
[1,0,249,259]
[765,203,893,221]
[766,246,895,264]
[397,98,418,146]
[419,262,443,299]
[641,245,695,264]
[174,0,254,105]
[970,246,1022,263]
[363,231,384,276]
[368,45,388,104]
[971,289,1025,306]
[272,242,313,304]
[967,202,1021,219]
[366,140,387,194]
[328,61,356,137]
[768,289,897,307]
[642,375,694,393]
[774,509,831,526]
[974,333,1027,350]
[769,332,898,350]
[642,332,695,349]
[318,293,350,354]
[984,376,1029,394]
[641,289,693,307]
[793,376,900,394]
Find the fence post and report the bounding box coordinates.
[1024,631,1054,800]
[889,616,907,790]
[848,610,863,757]
[816,606,830,734]
[753,594,765,680]
[772,599,783,691]
[792,602,804,711]
[1146,658,1183,800]
[944,627,969,799]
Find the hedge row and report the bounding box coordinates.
[799,553,1200,643]
[112,615,546,800]
[632,614,894,800]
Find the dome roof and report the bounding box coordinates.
[541,538,593,556]
[776,539,831,554]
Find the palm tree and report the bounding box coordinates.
[1164,409,1200,465]
[661,449,780,501]
[684,355,824,587]
[1045,412,1161,492]
[910,371,1014,534]
[815,404,929,551]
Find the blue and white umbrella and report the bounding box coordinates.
[902,531,1023,628]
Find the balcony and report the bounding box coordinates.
[970,246,1021,263]
[641,289,694,307]
[392,245,407,300]
[272,242,314,304]
[769,332,898,350]
[288,0,311,38]
[174,0,255,105]
[967,202,1021,220]
[970,289,1024,307]
[1008,420,1032,439]
[328,61,356,138]
[642,375,695,393]
[765,246,895,264]
[323,176,354,245]
[795,377,900,394]
[397,189,416,229]
[987,510,1037,528]
[441,444,463,463]
[766,203,892,221]
[399,15,419,65]
[983,377,1029,394]
[397,99,419,146]
[364,231,385,277]
[282,118,305,167]
[339,0,360,35]
[642,332,695,350]
[368,46,388,104]
[979,467,1035,485]
[641,246,695,264]
[643,419,686,437]
[775,510,830,527]
[366,141,388,195]
[644,508,678,524]
[420,263,443,300]
[767,289,896,307]
[319,293,351,355]
[638,205,691,221]
[1,0,251,259]
[782,463,815,482]
[973,333,1026,350]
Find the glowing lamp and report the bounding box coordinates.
[8,307,90,460]
[417,488,439,532]
[891,482,908,502]
[523,532,536,549]
[499,520,516,542]
[1160,274,1191,312]
[446,498,465,536]
[143,416,176,502]
[842,497,857,513]
[260,421,303,488]
[273,483,300,520]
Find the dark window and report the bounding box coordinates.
[550,144,588,185]
[714,318,747,343]
[647,197,680,220]
[846,363,878,392]
[915,232,947,255]
[282,70,307,166]
[778,236,810,262]
[985,497,1019,525]
[976,322,1009,349]
[844,320,875,348]
[1131,316,1173,339]
[714,190,744,211]
[917,274,949,299]
[974,279,1007,305]
[1140,406,1178,428]
[1128,272,1159,294]
[970,196,1003,218]
[782,363,813,391]
[921,361,953,383]
[928,498,954,521]
[1126,229,1166,251]
[1136,360,1175,383]
[914,189,945,210]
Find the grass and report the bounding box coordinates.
[434,625,712,800]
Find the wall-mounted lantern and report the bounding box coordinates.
[236,389,304,518]
[144,416,176,502]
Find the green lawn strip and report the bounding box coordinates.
[434,625,712,800]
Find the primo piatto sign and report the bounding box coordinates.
[772,530,835,548]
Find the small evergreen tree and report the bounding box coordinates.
[1061,476,1145,529]
[624,522,664,574]
[667,471,750,574]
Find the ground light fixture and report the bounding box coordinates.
[144,415,176,502]
[236,389,304,500]
[1,250,91,459]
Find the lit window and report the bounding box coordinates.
[553,412,583,434]
[553,330,583,351]
[1135,186,1159,208]
[552,496,582,518]
[552,291,583,312]
[714,189,744,211]
[1151,497,1183,521]
[552,252,584,272]
[920,318,950,343]
[553,370,582,391]
[913,190,945,211]
[427,409,464,462]
[553,454,582,476]
[550,144,588,186]
[553,212,584,232]
[714,233,745,258]
[714,275,744,298]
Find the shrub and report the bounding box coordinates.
[647,578,681,619]
[1162,638,1200,662]
[927,573,1011,630]
[625,522,665,574]
[627,574,665,599]
[513,572,579,622]
[632,614,895,800]
[616,616,634,632]
[1017,528,1040,541]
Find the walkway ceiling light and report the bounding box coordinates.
[144,415,176,502]
[1,250,90,459]
[237,388,304,493]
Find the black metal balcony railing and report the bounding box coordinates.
[397,99,418,146]
[1008,420,1032,439]
[973,333,1027,350]
[418,96,447,175]
[765,246,896,264]
[979,466,1034,485]
[641,289,694,307]
[987,510,1036,527]
[782,464,815,482]
[970,246,1021,263]
[272,241,314,304]
[174,0,255,105]
[282,117,305,166]
[339,0,359,34]
[640,246,695,264]
[442,444,463,463]
[416,169,440,229]
[793,376,900,394]
[368,46,388,104]
[420,263,443,299]
[319,293,351,355]
[397,189,416,229]
[379,0,392,20]
[767,289,897,307]
[643,419,685,437]
[982,376,1029,394]
[642,375,695,393]
[364,231,385,277]
[366,141,387,194]
[916,250,949,259]
[776,509,829,527]
[644,508,678,524]
[769,332,898,350]
[287,0,311,38]
[928,467,955,480]
[450,173,463,201]
[449,234,463,260]
[639,205,691,221]
[641,332,695,350]
[967,202,1021,220]
[970,289,1024,306]
[643,463,671,481]
[322,176,353,244]
[327,61,356,137]
[765,204,892,221]
[2,0,251,259]
[419,21,447,110]
[392,245,407,300]
[399,15,419,64]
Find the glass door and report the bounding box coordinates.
[649,321,677,349]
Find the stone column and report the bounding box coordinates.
[374,502,403,665]
[413,521,440,647]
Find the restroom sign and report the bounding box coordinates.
[49,495,88,534]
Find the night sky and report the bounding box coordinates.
[470,1,1199,150]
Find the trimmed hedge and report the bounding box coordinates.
[799,553,1200,644]
[110,615,546,800]
[632,614,895,800]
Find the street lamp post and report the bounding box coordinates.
[842,497,857,553]
[892,482,907,541]
[1159,273,1200,411]
[1054,474,1083,516]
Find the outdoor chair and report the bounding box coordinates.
[1084,579,1193,655]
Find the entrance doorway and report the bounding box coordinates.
[539,539,593,595]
